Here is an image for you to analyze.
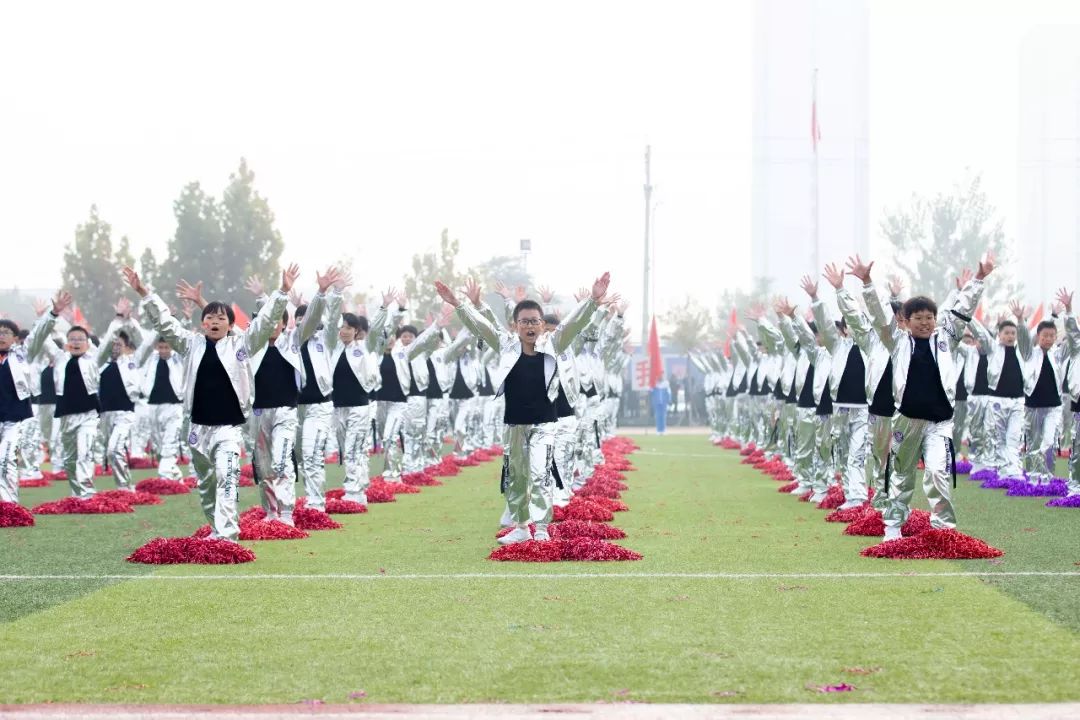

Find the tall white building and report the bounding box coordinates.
[1018,26,1080,306]
[751,0,869,300]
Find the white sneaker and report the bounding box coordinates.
[533,524,551,541]
[838,500,864,510]
[809,492,826,503]
[498,526,532,545]
[789,485,808,495]
[884,526,902,542]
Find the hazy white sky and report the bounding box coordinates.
[3,0,1080,336]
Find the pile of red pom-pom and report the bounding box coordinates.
[18,478,52,488]
[325,498,368,514]
[97,489,163,506]
[0,501,35,527]
[861,528,1003,559]
[32,496,134,514]
[402,472,442,487]
[816,485,846,510]
[193,519,309,541]
[127,536,256,564]
[135,478,191,495]
[844,509,931,537]
[489,537,641,562]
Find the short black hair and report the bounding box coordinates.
[889,300,904,318]
[997,319,1017,331]
[202,301,235,325]
[279,309,289,325]
[513,300,543,321]
[902,296,937,319]
[341,312,367,333]
[295,303,309,320]
[355,315,370,333]
[835,317,847,332]
[156,335,169,345]
[806,320,818,335]
[116,330,136,350]
[1037,320,1057,335]
[0,319,19,335]
[16,329,28,341]
[67,325,89,339]
[396,324,418,338]
[542,313,559,326]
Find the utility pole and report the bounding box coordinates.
[642,145,653,347]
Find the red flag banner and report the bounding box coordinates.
[231,303,250,331]
[974,304,984,325]
[1028,303,1044,330]
[72,305,89,332]
[647,316,664,389]
[811,71,822,152]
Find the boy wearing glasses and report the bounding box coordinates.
[435,273,611,544]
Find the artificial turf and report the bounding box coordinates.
[0,435,1078,705]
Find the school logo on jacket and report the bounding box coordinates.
[937,339,948,352]
[236,348,248,362]
[128,362,136,370]
[893,431,904,444]
[353,348,362,357]
[188,430,199,445]
[315,343,324,353]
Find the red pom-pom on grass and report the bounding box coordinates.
[585,496,628,512]
[97,489,163,506]
[777,481,800,493]
[825,503,872,523]
[402,471,442,487]
[576,482,623,500]
[325,498,368,514]
[452,455,480,467]
[135,478,191,495]
[550,520,626,540]
[844,509,931,537]
[488,540,564,562]
[739,444,757,456]
[240,464,255,478]
[128,456,156,469]
[816,485,846,509]
[238,476,254,487]
[559,536,642,561]
[719,438,741,450]
[127,536,256,564]
[292,502,343,531]
[0,501,35,527]
[860,528,1003,559]
[363,484,396,503]
[798,490,814,502]
[32,496,134,514]
[194,519,309,541]
[94,464,109,477]
[18,478,52,488]
[181,477,198,488]
[553,498,615,523]
[495,523,536,538]
[369,477,419,495]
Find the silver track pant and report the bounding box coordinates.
[988,396,1024,478]
[58,410,99,498]
[296,401,332,499]
[552,413,577,506]
[17,409,41,479]
[793,408,831,493]
[101,410,135,489]
[0,419,27,503]
[403,395,428,474]
[150,403,184,480]
[252,406,298,521]
[885,415,955,531]
[1068,412,1080,497]
[833,405,869,504]
[966,396,994,473]
[867,413,893,510]
[335,404,372,502]
[189,423,243,541]
[452,397,479,456]
[1023,405,1062,484]
[130,401,151,458]
[425,397,451,461]
[503,423,555,527]
[951,400,969,456]
[382,401,407,478]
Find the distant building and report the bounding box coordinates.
[751,0,869,301]
[1017,26,1080,306]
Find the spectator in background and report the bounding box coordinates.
[651,379,671,434]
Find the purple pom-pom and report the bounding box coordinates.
[970,469,999,482]
[1045,494,1080,507]
[954,459,972,475]
[1004,479,1068,497]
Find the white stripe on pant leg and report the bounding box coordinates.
[255,407,298,523]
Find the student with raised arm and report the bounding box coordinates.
[0,316,40,503]
[435,272,610,545]
[122,264,294,541]
[25,290,103,499]
[855,253,992,541]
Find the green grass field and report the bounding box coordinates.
[1,434,1078,705]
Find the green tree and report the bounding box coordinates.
[158,159,283,304]
[138,247,159,291]
[715,276,774,341]
[882,173,1020,311]
[60,206,130,332]
[404,229,469,322]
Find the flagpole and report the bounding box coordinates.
[811,68,821,278]
[642,145,653,348]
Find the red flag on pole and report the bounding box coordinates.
[810,69,822,153]
[231,303,250,331]
[72,305,88,331]
[647,316,664,389]
[1028,303,1044,330]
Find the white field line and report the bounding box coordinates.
[0,571,1078,581]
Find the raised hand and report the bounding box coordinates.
[1008,300,1028,322]
[463,277,483,307]
[121,266,149,297]
[244,275,265,297]
[280,263,301,293]
[438,304,454,327]
[823,263,845,290]
[51,290,74,316]
[773,296,796,318]
[746,302,766,321]
[976,251,996,280]
[845,255,874,285]
[538,284,555,304]
[590,272,611,302]
[175,279,205,307]
[799,275,819,300]
[181,300,195,320]
[316,266,342,294]
[332,268,353,292]
[513,285,527,303]
[573,287,588,302]
[1056,287,1073,314]
[31,298,49,317]
[434,280,460,307]
[956,268,974,290]
[886,274,904,298]
[494,280,511,300]
[288,289,305,308]
[381,286,397,308]
[114,296,132,318]
[394,292,408,309]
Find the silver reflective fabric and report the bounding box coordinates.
[253,406,298,521]
[965,396,994,473]
[335,404,372,503]
[0,419,26,503]
[102,410,135,490]
[1023,405,1062,483]
[296,401,333,493]
[884,416,956,532]
[833,406,869,504]
[150,403,184,480]
[867,413,893,510]
[59,410,99,498]
[402,395,429,473]
[988,396,1024,477]
[503,423,555,526]
[188,423,243,541]
[1069,412,1080,497]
